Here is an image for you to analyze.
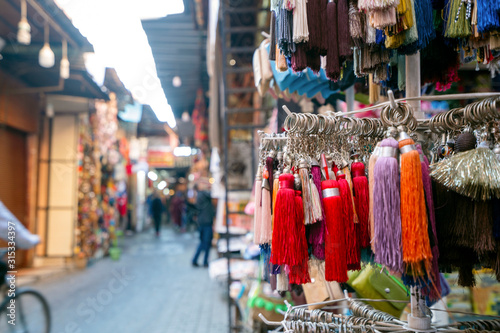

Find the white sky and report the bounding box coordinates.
[55,0,184,128]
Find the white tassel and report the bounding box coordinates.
[309,178,323,223]
[277,270,289,292]
[293,0,309,43]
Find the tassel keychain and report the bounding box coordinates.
[416,144,441,299]
[261,166,273,245]
[351,153,371,248]
[322,179,348,282]
[299,159,322,225]
[368,144,380,252]
[398,128,433,279]
[271,173,298,266]
[289,190,311,285]
[373,137,404,274]
[310,159,326,259]
[253,165,263,244]
[430,141,500,201]
[338,171,361,271]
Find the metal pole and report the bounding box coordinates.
[345,86,355,112]
[220,3,232,332]
[405,52,424,120]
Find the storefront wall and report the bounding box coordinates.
[0,70,39,267]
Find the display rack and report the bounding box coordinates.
[220,1,272,332]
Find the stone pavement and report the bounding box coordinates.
[28,227,229,333]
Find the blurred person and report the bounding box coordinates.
[192,180,215,267]
[0,200,40,282]
[170,187,186,230]
[151,191,164,237]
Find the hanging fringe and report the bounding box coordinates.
[473,200,495,256]
[289,191,311,284]
[349,0,365,47]
[444,0,472,38]
[269,11,277,61]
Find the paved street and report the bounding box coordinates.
[31,228,228,333]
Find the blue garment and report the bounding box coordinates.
[192,225,213,266]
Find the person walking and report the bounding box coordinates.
[151,191,164,237]
[192,183,215,267]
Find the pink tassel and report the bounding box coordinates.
[368,145,380,252]
[253,170,263,244]
[260,169,273,244]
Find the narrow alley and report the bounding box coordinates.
[28,229,228,333]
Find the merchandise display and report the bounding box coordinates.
[265,0,500,95]
[252,92,500,331]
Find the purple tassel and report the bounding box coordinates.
[417,144,441,299]
[373,138,403,273]
[310,165,325,259]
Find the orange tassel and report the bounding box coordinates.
[398,134,433,277]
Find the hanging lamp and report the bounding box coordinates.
[39,21,54,68]
[60,39,70,79]
[17,0,31,45]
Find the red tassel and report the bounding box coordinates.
[271,174,297,266]
[289,191,311,284]
[351,159,370,248]
[322,179,348,282]
[338,173,361,270]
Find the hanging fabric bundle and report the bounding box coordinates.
[351,153,371,248]
[253,166,263,244]
[349,0,365,47]
[373,137,404,274]
[306,0,323,53]
[277,6,295,57]
[411,0,436,50]
[444,0,472,38]
[326,1,341,80]
[338,171,361,270]
[398,129,433,278]
[476,0,500,34]
[271,173,298,265]
[309,160,326,259]
[293,0,309,43]
[292,42,308,72]
[368,144,380,252]
[322,179,348,282]
[337,0,353,60]
[369,8,397,30]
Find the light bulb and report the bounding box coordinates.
[17,18,31,45]
[60,57,70,79]
[39,43,55,68]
